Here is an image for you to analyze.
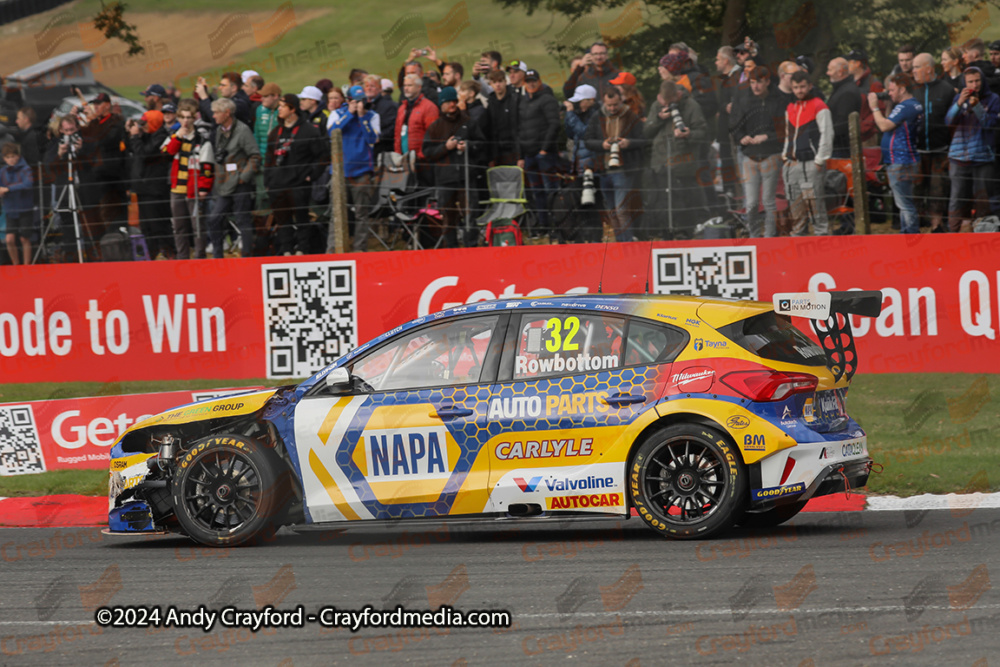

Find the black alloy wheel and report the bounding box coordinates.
[171,435,284,547]
[630,424,747,539]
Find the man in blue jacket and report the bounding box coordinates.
[945,66,1000,231]
[329,85,379,252]
[0,144,35,264]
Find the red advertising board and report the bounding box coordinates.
[0,234,998,385]
[0,388,262,474]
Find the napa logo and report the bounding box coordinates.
[363,426,450,481]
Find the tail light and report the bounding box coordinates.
[721,371,818,402]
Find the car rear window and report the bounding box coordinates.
[718,312,827,366]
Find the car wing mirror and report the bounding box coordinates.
[325,367,351,389]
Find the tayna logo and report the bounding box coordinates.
[726,415,750,429]
[693,338,704,351]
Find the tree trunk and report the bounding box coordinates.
[721,0,750,48]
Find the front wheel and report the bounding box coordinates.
[171,435,285,547]
[629,424,747,539]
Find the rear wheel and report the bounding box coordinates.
[171,435,285,547]
[629,424,746,539]
[738,499,808,529]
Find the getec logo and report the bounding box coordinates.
[514,475,615,493]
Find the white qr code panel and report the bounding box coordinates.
[652,247,757,300]
[262,261,358,379]
[0,405,46,475]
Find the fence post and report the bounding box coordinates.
[848,111,870,234]
[328,129,349,253]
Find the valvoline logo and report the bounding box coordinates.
[514,475,615,493]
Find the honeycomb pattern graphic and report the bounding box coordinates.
[335,365,667,520]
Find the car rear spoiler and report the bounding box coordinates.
[772,291,884,383]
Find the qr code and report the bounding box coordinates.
[0,405,46,475]
[652,247,757,300]
[262,261,358,379]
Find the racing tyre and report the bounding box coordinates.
[171,435,285,547]
[737,499,808,529]
[630,424,746,539]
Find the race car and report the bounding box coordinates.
[107,291,883,546]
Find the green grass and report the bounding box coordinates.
[0,378,276,403]
[0,469,107,497]
[32,0,641,101]
[848,374,999,497]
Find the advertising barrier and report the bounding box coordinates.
[0,235,997,388]
[0,388,262,474]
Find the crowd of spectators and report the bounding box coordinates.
[2,34,1000,263]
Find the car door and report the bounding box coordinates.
[293,314,505,523]
[485,310,687,514]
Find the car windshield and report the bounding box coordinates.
[718,311,827,366]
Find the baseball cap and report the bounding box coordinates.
[609,71,636,86]
[506,60,528,72]
[348,85,365,101]
[990,40,1000,51]
[381,78,394,92]
[524,69,540,81]
[844,49,867,63]
[299,85,323,101]
[141,110,164,133]
[162,103,177,114]
[241,70,259,83]
[260,82,282,96]
[438,86,458,104]
[141,83,166,97]
[90,92,111,104]
[568,84,597,102]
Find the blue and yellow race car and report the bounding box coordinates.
[107,291,882,546]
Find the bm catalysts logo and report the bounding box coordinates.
[360,426,450,481]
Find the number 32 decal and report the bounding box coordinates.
[545,316,580,352]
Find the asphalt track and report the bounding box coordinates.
[1,508,998,666]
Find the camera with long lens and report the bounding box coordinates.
[581,168,596,206]
[668,103,687,133]
[607,142,621,169]
[61,132,81,156]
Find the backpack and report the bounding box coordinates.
[973,216,1000,233]
[484,218,522,246]
[100,229,132,262]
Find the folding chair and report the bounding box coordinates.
[475,166,534,243]
[369,151,437,250]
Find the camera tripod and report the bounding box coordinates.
[34,150,88,264]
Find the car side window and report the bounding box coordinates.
[349,316,499,391]
[623,319,688,367]
[513,312,625,380]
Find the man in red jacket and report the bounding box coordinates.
[395,74,439,186]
